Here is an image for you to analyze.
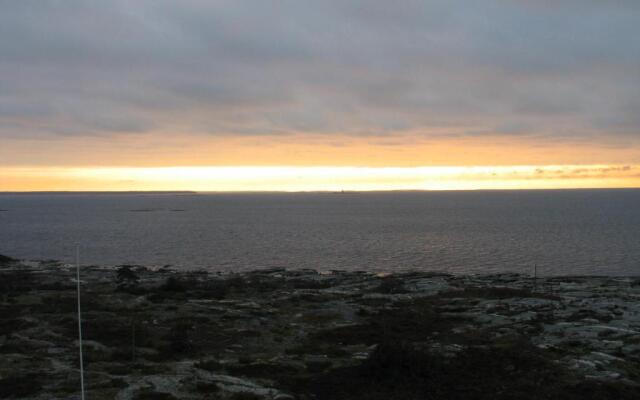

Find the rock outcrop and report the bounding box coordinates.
[0,260,639,399]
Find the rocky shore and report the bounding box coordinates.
[1,255,640,399]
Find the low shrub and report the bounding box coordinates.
[371,277,409,294]
[160,276,188,292]
[0,271,35,293]
[229,392,263,400]
[0,254,17,265]
[0,375,42,398]
[440,286,560,300]
[116,265,141,292]
[133,390,178,400]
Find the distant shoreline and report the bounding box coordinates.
[2,187,640,195]
[0,191,197,195]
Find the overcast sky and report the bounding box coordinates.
[1,1,639,170]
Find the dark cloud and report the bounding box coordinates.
[1,0,639,141]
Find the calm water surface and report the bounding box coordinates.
[1,190,639,275]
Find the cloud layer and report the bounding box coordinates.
[1,1,639,146]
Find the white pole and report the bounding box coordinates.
[76,245,86,400]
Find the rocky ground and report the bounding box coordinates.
[1,254,640,399]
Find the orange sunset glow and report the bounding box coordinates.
[2,165,639,192]
[1,1,639,191]
[2,132,640,191]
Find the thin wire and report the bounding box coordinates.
[76,245,86,400]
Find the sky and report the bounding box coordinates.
[1,0,640,191]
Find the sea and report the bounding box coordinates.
[1,190,639,275]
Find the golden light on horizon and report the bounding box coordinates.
[2,2,640,194]
[2,165,639,192]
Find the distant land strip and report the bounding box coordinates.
[0,191,197,195]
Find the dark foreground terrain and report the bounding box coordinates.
[1,255,640,399]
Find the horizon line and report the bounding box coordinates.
[2,187,640,195]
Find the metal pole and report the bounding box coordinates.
[76,245,86,400]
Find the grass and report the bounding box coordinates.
[194,359,224,372]
[370,276,410,294]
[566,309,613,323]
[155,274,247,300]
[0,375,42,398]
[226,362,300,379]
[0,315,36,336]
[310,298,462,346]
[228,392,263,400]
[2,266,637,399]
[440,286,561,300]
[133,390,178,400]
[0,254,17,265]
[297,340,640,400]
[299,311,343,325]
[195,382,220,394]
[289,278,335,289]
[0,271,36,293]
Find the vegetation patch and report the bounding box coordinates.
[0,271,35,293]
[227,362,300,379]
[0,317,36,336]
[0,254,17,265]
[289,278,335,290]
[1,265,638,399]
[0,375,42,398]
[440,286,560,300]
[311,299,462,346]
[194,359,224,372]
[133,390,178,400]
[229,392,263,400]
[300,340,640,400]
[370,276,410,294]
